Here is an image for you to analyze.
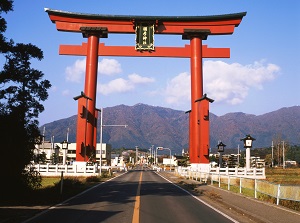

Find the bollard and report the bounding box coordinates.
[60,171,64,199]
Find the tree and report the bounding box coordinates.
[0,43,51,194]
[0,0,52,196]
[0,0,13,53]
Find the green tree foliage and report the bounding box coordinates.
[251,145,300,167]
[0,0,13,53]
[286,145,300,165]
[0,0,51,197]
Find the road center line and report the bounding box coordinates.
[132,171,143,223]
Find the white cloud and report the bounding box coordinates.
[165,72,190,105]
[98,78,133,95]
[204,60,279,104]
[65,58,122,83]
[164,60,279,106]
[98,58,122,75]
[65,59,86,83]
[128,73,155,84]
[98,73,155,95]
[62,89,71,96]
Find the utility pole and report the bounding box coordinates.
[99,108,103,175]
[96,108,127,175]
[51,135,54,163]
[151,145,154,164]
[42,126,45,153]
[278,143,280,167]
[271,141,274,167]
[135,146,139,165]
[282,141,285,169]
[237,144,240,166]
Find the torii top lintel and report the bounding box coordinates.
[45,8,246,36]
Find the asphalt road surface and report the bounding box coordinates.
[24,165,238,223]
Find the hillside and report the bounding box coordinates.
[40,104,300,154]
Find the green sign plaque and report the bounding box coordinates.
[135,23,155,51]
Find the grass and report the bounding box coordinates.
[209,168,300,211]
[41,177,61,187]
[0,173,115,222]
[265,168,300,185]
[1,174,112,206]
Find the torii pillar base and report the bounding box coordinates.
[190,94,214,172]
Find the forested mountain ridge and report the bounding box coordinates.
[41,104,300,154]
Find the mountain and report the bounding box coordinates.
[40,104,300,154]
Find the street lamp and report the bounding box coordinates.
[96,107,128,175]
[151,145,154,164]
[241,134,256,170]
[60,140,69,165]
[217,141,226,168]
[148,147,152,165]
[73,91,92,161]
[217,141,226,152]
[135,146,139,164]
[95,108,104,175]
[156,147,163,165]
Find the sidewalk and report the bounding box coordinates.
[158,171,300,223]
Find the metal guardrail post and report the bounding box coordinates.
[276,184,281,205]
[60,171,64,199]
[228,175,230,190]
[255,179,257,199]
[239,177,242,193]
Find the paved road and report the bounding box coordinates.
[24,166,238,223]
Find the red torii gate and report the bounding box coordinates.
[45,9,246,167]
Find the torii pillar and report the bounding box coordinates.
[75,28,108,162]
[184,29,215,171]
[183,30,208,167]
[76,33,99,161]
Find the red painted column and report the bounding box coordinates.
[197,95,214,163]
[190,36,203,164]
[76,34,99,161]
[85,35,99,150]
[75,98,86,161]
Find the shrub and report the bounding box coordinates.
[86,175,101,182]
[54,178,83,190]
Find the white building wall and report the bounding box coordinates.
[34,142,111,164]
[163,157,177,166]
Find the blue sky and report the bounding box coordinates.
[3,0,300,125]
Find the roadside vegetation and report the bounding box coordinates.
[0,0,52,200]
[210,167,300,211]
[265,168,300,185]
[1,172,114,206]
[0,172,114,222]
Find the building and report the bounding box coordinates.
[34,141,59,162]
[34,142,111,165]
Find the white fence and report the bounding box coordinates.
[210,167,266,179]
[210,174,300,205]
[31,164,125,176]
[175,167,300,205]
[176,166,266,179]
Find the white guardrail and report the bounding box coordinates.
[175,166,300,205]
[176,166,266,179]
